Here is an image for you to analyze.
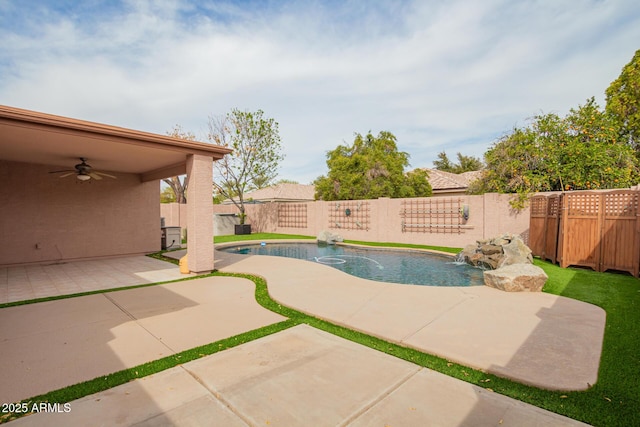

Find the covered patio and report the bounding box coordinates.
[0,105,230,273]
[0,255,193,304]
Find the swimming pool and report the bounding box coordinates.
[219,242,484,287]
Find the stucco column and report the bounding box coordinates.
[186,154,214,273]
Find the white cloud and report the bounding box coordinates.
[1,0,639,184]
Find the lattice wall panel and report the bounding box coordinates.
[547,195,561,217]
[328,201,370,231]
[400,198,466,233]
[604,191,639,217]
[277,203,308,228]
[530,196,547,217]
[566,193,600,217]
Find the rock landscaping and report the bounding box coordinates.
[317,230,343,245]
[458,233,533,270]
[457,233,548,292]
[483,264,549,292]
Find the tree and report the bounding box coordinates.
[163,125,196,204]
[471,98,639,208]
[314,131,432,200]
[433,151,455,172]
[433,151,483,173]
[208,109,284,223]
[212,181,236,205]
[160,186,176,203]
[456,153,483,172]
[606,49,640,150]
[275,178,299,185]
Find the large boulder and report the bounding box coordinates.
[458,244,479,264]
[483,264,548,292]
[317,230,343,245]
[456,233,532,270]
[497,238,533,268]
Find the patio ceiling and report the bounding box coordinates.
[0,105,231,181]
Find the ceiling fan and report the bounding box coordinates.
[49,158,117,182]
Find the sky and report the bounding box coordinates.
[1,0,639,184]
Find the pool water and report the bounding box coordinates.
[220,243,484,287]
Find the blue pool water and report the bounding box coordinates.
[220,243,484,287]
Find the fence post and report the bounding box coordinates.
[597,193,605,273]
[636,193,640,277]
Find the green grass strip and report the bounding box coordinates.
[214,232,315,243]
[0,316,298,424]
[3,236,638,426]
[534,259,640,427]
[215,267,640,427]
[0,251,185,309]
[0,274,203,309]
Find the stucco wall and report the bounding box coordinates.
[162,193,529,248]
[0,160,160,266]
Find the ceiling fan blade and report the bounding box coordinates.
[88,172,103,180]
[49,169,74,174]
[59,172,76,178]
[95,171,117,179]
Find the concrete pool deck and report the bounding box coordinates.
[0,276,286,405]
[6,325,588,427]
[1,246,602,425]
[207,240,606,391]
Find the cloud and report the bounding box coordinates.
[1,0,639,183]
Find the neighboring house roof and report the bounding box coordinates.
[420,168,483,193]
[223,171,483,204]
[225,183,316,204]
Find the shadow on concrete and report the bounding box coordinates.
[214,246,605,425]
[0,284,198,405]
[459,267,610,426]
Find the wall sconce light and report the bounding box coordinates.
[460,205,470,221]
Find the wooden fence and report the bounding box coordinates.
[529,190,640,277]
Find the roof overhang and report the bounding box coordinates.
[0,105,232,182]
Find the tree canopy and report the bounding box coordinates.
[433,151,483,173]
[314,131,432,200]
[606,49,640,151]
[470,98,639,208]
[163,124,196,203]
[208,109,284,222]
[160,186,177,203]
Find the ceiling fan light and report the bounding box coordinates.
[77,174,91,181]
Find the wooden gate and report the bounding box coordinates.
[530,190,640,277]
[599,191,640,276]
[529,194,561,263]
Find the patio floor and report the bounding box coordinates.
[205,241,607,392]
[0,256,192,304]
[0,250,595,425]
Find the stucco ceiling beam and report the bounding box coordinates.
[140,162,188,182]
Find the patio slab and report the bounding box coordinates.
[0,256,194,304]
[213,243,606,391]
[7,325,588,426]
[0,276,285,404]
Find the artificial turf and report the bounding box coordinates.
[214,232,315,243]
[1,234,638,426]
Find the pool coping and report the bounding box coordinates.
[211,239,606,391]
[214,239,459,258]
